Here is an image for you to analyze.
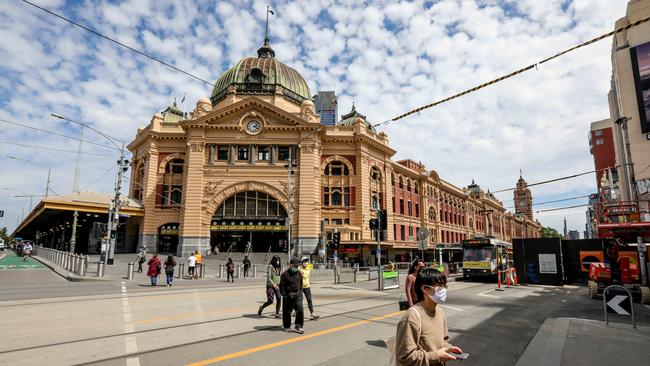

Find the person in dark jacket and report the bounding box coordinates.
[226,257,235,282]
[242,255,251,279]
[279,258,304,333]
[164,255,176,287]
[147,253,161,287]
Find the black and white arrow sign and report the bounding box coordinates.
[605,289,632,315]
[607,295,631,315]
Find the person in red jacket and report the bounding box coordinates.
[147,253,161,287]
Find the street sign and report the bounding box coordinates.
[417,228,429,241]
[603,285,636,328]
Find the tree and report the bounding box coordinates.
[0,227,11,245]
[541,226,562,238]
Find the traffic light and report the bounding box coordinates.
[380,209,387,230]
[369,218,379,231]
[332,232,340,249]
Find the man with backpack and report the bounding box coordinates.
[226,257,235,282]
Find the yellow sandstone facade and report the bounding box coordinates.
[127,41,541,259]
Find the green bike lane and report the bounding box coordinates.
[0,253,45,270]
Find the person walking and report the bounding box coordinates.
[280,258,304,334]
[147,253,161,287]
[136,249,146,273]
[164,255,176,287]
[299,257,319,320]
[187,252,197,279]
[405,259,425,308]
[226,257,235,282]
[393,268,463,365]
[194,250,202,279]
[242,255,251,279]
[258,255,281,318]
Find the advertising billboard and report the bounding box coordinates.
[630,41,650,133]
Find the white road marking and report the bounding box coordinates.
[478,289,499,298]
[121,280,140,366]
[441,304,464,312]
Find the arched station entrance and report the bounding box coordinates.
[210,191,287,254]
[158,223,179,254]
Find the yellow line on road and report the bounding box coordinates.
[185,310,404,366]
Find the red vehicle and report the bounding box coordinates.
[589,200,650,304]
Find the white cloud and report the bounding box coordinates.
[0,0,631,236]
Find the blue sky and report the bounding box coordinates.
[0,0,630,234]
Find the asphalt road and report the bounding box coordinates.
[1,257,649,366]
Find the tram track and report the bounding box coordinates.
[0,292,397,356]
[71,301,399,366]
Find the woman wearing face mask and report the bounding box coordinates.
[395,268,463,365]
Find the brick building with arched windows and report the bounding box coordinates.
[127,39,541,260]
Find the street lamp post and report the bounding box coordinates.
[51,114,126,266]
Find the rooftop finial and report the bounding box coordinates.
[257,6,276,58]
[519,168,523,178]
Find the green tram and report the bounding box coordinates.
[461,238,513,279]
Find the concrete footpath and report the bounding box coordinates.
[515,317,650,366]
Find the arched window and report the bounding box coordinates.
[414,182,419,194]
[406,179,411,192]
[428,207,436,221]
[323,161,350,176]
[371,167,381,182]
[398,176,403,189]
[392,173,395,187]
[132,162,145,201]
[160,158,184,207]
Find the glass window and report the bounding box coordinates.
[595,139,604,145]
[408,201,412,216]
[162,185,169,206]
[594,130,603,137]
[238,146,249,160]
[398,177,403,189]
[217,145,229,160]
[278,147,290,161]
[331,191,342,206]
[258,146,270,161]
[344,219,350,225]
[399,199,404,214]
[401,225,405,240]
[331,166,342,176]
[171,186,182,205]
[332,219,342,225]
[415,203,419,217]
[344,187,350,206]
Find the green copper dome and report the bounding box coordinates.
[338,104,376,133]
[210,42,311,106]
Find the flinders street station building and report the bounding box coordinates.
[15,38,541,262]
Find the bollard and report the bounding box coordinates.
[73,255,79,273]
[354,268,357,283]
[63,253,68,270]
[219,264,224,278]
[334,265,338,284]
[201,263,206,278]
[127,262,134,280]
[496,270,504,291]
[253,264,257,278]
[236,264,241,278]
[97,261,104,277]
[178,262,185,279]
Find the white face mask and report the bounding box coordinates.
[427,287,447,304]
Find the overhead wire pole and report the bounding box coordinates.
[51,114,127,266]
